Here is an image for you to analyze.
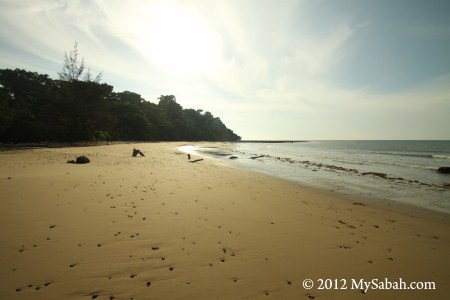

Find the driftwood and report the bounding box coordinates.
[190,159,204,163]
[132,148,145,157]
[251,155,265,159]
[229,156,238,159]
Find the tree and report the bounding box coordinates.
[0,67,241,143]
[0,69,56,142]
[58,42,102,83]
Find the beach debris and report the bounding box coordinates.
[151,245,159,250]
[338,220,356,228]
[251,155,265,159]
[187,153,191,160]
[132,148,145,157]
[437,167,450,174]
[361,172,387,179]
[229,156,238,159]
[66,155,90,164]
[190,159,203,163]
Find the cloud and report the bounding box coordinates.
[1,0,449,139]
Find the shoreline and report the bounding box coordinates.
[184,142,450,215]
[1,142,449,299]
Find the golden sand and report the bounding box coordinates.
[1,142,449,299]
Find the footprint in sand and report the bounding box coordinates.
[339,245,352,249]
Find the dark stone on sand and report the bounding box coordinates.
[67,156,90,164]
[152,245,159,250]
[437,167,450,174]
[229,156,238,159]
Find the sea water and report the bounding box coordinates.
[184,141,450,214]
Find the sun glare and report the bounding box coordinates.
[130,3,222,77]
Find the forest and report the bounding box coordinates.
[0,68,241,143]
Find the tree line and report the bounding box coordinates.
[0,69,240,143]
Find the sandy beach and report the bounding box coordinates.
[1,142,449,300]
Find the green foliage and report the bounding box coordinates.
[0,68,241,143]
[93,130,110,142]
[58,42,102,83]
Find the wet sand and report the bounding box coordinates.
[1,142,449,299]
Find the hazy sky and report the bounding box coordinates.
[1,0,449,140]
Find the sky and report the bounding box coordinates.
[1,0,449,140]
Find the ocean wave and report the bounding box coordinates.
[236,150,439,171]
[376,152,450,160]
[432,155,450,160]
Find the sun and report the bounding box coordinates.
[130,3,222,77]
